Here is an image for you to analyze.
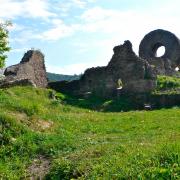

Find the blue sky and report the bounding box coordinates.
[1,0,180,74]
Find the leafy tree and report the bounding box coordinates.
[0,21,11,68]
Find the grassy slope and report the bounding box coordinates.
[0,86,179,179]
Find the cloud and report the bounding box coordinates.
[36,19,79,41]
[0,0,55,19]
[79,6,180,54]
[71,0,87,8]
[8,23,25,32]
[9,47,29,53]
[40,3,180,74]
[10,29,40,44]
[4,0,180,75]
[47,62,97,75]
[58,0,96,14]
[51,3,180,75]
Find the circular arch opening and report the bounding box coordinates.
[152,43,166,58]
[175,67,179,71]
[156,46,166,57]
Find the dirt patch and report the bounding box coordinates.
[8,111,30,125]
[8,111,53,132]
[36,119,53,130]
[26,155,51,179]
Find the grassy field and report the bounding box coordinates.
[0,86,179,179]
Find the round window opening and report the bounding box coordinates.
[155,46,166,57]
[175,67,179,71]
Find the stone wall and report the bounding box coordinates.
[78,41,156,96]
[139,29,180,75]
[50,29,180,98]
[49,41,157,97]
[1,50,48,88]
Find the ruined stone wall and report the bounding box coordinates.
[139,29,180,75]
[79,66,109,96]
[68,29,180,97]
[1,50,48,88]
[78,40,156,96]
[5,29,176,98]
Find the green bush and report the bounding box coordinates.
[156,75,180,90]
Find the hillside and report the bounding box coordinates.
[0,86,179,179]
[47,72,81,82]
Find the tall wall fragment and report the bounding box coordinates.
[1,50,48,88]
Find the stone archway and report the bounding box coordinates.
[139,29,180,71]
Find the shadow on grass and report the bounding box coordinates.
[54,91,180,112]
[56,92,137,112]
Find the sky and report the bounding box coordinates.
[1,0,180,75]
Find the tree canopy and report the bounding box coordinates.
[0,21,11,68]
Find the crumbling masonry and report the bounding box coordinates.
[0,50,48,88]
[1,29,180,98]
[49,29,180,97]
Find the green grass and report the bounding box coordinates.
[56,92,135,112]
[153,75,180,95]
[156,75,180,90]
[0,86,179,179]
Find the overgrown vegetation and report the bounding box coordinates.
[156,75,180,90]
[56,92,135,112]
[0,86,179,179]
[152,75,180,95]
[0,21,11,68]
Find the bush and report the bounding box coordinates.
[156,75,180,90]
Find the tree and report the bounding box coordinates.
[0,21,11,68]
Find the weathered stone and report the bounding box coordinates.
[49,40,157,97]
[123,80,156,93]
[0,79,36,88]
[1,50,48,88]
[139,29,180,75]
[79,41,157,96]
[49,29,180,98]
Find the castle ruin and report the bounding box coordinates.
[49,29,180,97]
[0,29,179,99]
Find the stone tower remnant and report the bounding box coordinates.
[139,29,180,75]
[0,50,48,88]
[78,40,156,96]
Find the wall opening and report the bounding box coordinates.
[175,67,179,71]
[117,79,123,90]
[152,43,166,58]
[155,46,166,57]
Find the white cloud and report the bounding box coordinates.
[58,0,96,14]
[8,23,25,32]
[79,6,180,54]
[47,62,96,75]
[9,47,29,53]
[0,0,55,19]
[39,3,180,74]
[10,30,40,44]
[71,0,87,8]
[4,0,180,74]
[37,19,79,41]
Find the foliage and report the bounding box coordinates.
[156,75,180,90]
[0,21,11,68]
[60,93,135,112]
[0,74,5,81]
[0,86,179,179]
